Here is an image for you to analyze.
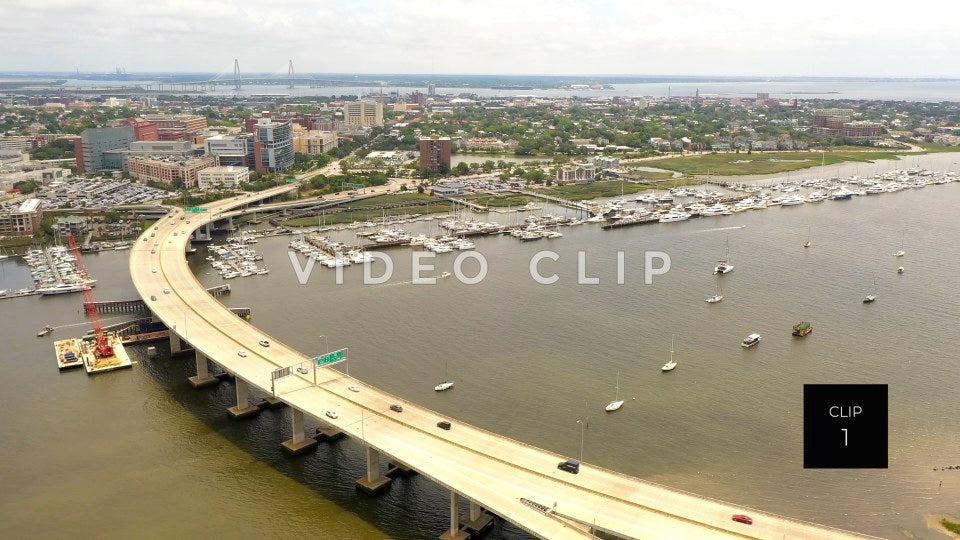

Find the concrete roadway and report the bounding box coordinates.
[129,185,873,540]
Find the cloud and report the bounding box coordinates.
[1,0,959,77]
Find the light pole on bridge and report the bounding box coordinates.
[576,419,585,462]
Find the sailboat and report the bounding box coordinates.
[892,233,905,257]
[714,237,734,274]
[863,275,877,303]
[435,359,454,391]
[661,335,678,372]
[705,276,723,303]
[605,370,624,412]
[804,226,811,248]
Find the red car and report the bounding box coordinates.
[732,514,753,525]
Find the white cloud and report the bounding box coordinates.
[1,0,959,77]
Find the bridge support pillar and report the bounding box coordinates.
[188,352,219,388]
[281,408,318,455]
[356,446,392,495]
[169,332,182,355]
[462,500,495,537]
[227,378,260,419]
[439,491,468,540]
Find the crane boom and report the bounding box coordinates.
[67,234,113,358]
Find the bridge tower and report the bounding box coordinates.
[288,59,295,89]
[233,58,242,91]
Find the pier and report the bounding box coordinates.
[509,189,597,213]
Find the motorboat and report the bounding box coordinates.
[863,294,877,303]
[658,209,690,223]
[434,381,454,391]
[741,333,762,348]
[37,325,54,337]
[897,266,904,274]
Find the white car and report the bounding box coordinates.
[151,267,157,273]
[297,366,309,375]
[163,287,171,294]
[258,340,270,347]
[348,385,360,393]
[325,410,338,419]
[237,350,247,358]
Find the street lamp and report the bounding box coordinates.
[576,419,585,462]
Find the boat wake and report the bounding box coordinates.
[691,225,747,234]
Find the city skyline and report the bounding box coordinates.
[2,0,959,78]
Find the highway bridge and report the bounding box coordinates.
[129,184,872,539]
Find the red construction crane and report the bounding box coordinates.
[67,233,114,358]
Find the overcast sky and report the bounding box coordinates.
[2,0,959,77]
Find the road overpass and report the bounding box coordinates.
[129,185,873,540]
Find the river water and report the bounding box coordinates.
[2,152,959,539]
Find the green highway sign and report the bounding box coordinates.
[185,207,207,213]
[316,348,347,367]
[287,177,298,183]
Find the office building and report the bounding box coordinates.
[141,114,208,140]
[812,109,883,138]
[74,126,136,174]
[205,134,255,168]
[111,118,159,141]
[0,199,43,236]
[128,154,217,188]
[293,130,338,154]
[252,118,294,173]
[343,100,384,127]
[419,135,451,173]
[197,166,250,190]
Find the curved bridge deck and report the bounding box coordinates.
[130,186,871,540]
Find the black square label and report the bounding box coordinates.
[804,384,887,468]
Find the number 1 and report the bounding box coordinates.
[841,428,848,446]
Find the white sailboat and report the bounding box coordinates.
[661,335,678,372]
[705,276,723,303]
[804,226,811,248]
[605,370,624,412]
[863,275,877,303]
[714,237,734,274]
[435,359,454,391]
[892,233,905,257]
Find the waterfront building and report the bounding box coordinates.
[197,166,250,190]
[343,100,384,128]
[74,126,136,174]
[55,215,88,236]
[0,198,43,236]
[555,162,596,184]
[128,154,217,188]
[419,135,451,173]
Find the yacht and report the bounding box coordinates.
[741,333,762,348]
[806,191,828,202]
[661,335,678,372]
[714,238,734,274]
[434,381,454,391]
[658,209,691,223]
[892,234,905,257]
[701,204,728,216]
[780,196,805,206]
[830,188,854,200]
[605,371,624,412]
[37,283,86,295]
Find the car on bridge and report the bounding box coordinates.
[258,340,270,347]
[558,459,580,474]
[732,514,753,525]
[326,410,338,419]
[348,385,360,392]
[437,421,451,430]
[390,404,403,413]
[237,350,247,358]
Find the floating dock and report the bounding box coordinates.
[53,334,132,374]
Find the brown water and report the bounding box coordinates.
[2,153,960,539]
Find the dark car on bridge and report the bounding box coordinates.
[557,459,579,474]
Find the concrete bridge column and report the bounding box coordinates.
[227,378,260,419]
[462,499,494,537]
[168,332,182,355]
[439,491,468,540]
[356,446,392,495]
[281,408,318,455]
[188,351,219,388]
